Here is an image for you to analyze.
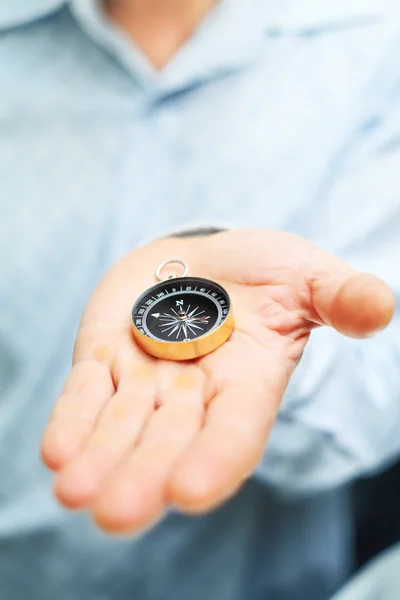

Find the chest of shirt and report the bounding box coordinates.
[0,8,394,352]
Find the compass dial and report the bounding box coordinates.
[131,277,233,360]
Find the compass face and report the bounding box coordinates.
[132,277,231,343]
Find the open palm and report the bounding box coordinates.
[41,229,394,533]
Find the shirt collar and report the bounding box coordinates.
[0,0,383,94]
[70,0,269,90]
[0,0,382,32]
[0,0,65,30]
[69,0,383,93]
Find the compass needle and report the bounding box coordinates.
[168,323,181,337]
[160,320,179,331]
[186,324,197,335]
[188,306,200,318]
[186,322,203,331]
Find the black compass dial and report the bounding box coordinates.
[132,277,231,343]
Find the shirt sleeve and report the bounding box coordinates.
[255,52,400,498]
[330,542,400,600]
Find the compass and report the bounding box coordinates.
[131,261,234,361]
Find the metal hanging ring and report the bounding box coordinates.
[155,259,189,282]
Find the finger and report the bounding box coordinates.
[310,272,395,338]
[41,360,115,471]
[93,370,206,533]
[167,360,286,513]
[54,367,156,509]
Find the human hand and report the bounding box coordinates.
[41,229,395,533]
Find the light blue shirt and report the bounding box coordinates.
[1,1,400,599]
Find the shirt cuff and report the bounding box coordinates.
[137,221,236,246]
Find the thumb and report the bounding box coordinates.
[310,271,396,338]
